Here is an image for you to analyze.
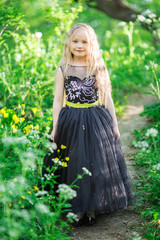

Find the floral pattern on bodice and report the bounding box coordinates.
[64,75,99,104]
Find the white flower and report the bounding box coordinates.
[145,18,152,24]
[110,48,114,53]
[137,15,146,22]
[66,212,78,222]
[15,53,21,62]
[148,13,156,19]
[145,65,149,70]
[57,184,77,200]
[134,141,149,149]
[35,32,42,38]
[35,203,49,214]
[117,21,126,27]
[35,191,48,196]
[118,48,123,53]
[146,128,158,137]
[152,163,160,171]
[82,167,92,176]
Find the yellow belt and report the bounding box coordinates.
[66,99,100,108]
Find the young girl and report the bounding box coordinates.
[43,23,132,227]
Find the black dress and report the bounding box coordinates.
[42,65,132,215]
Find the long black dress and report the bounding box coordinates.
[42,65,132,215]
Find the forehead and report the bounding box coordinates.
[72,29,88,40]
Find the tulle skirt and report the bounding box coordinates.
[42,104,132,215]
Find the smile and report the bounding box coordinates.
[76,50,84,52]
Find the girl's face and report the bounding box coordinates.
[70,29,89,59]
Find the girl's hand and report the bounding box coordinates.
[113,125,120,141]
[51,128,56,141]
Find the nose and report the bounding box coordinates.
[77,42,83,48]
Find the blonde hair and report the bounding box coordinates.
[59,23,112,108]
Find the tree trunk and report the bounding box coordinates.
[89,0,140,22]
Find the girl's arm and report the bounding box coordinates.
[51,67,64,140]
[106,92,120,140]
[106,92,118,127]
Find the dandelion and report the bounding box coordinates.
[13,178,17,182]
[146,128,158,137]
[54,157,59,161]
[20,117,25,122]
[82,167,92,176]
[32,108,38,114]
[0,108,6,114]
[34,186,39,191]
[27,191,31,194]
[65,157,70,161]
[4,112,8,118]
[61,144,67,149]
[22,104,25,107]
[12,114,20,123]
[62,162,68,167]
[21,110,25,115]
[24,125,32,133]
[21,196,26,199]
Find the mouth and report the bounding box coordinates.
[76,50,84,52]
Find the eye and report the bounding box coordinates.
[82,41,87,44]
[73,40,78,43]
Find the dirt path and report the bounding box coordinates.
[71,90,158,240]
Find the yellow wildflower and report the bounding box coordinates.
[8,190,13,195]
[11,125,17,133]
[61,144,66,149]
[13,178,17,182]
[32,108,37,114]
[13,129,17,133]
[62,162,68,167]
[18,104,21,109]
[22,104,25,107]
[9,203,12,207]
[54,157,59,161]
[21,196,25,200]
[34,186,39,191]
[4,112,8,118]
[105,51,111,58]
[19,201,21,204]
[21,205,24,208]
[57,149,60,153]
[24,125,32,133]
[0,193,4,197]
[21,117,25,122]
[21,110,25,115]
[0,108,6,114]
[65,157,70,161]
[27,191,31,194]
[12,115,19,123]
[34,125,39,130]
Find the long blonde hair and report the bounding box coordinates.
[59,23,112,108]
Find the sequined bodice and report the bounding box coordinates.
[61,65,99,104]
